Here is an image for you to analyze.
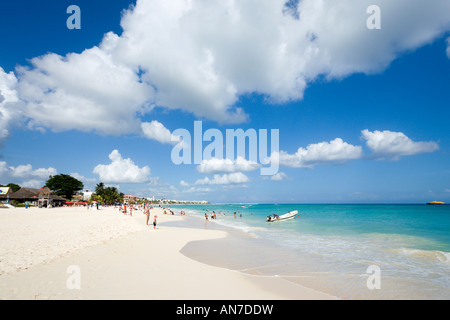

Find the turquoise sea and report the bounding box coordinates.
[172,204,450,299]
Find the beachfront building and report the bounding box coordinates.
[7,187,40,204]
[8,187,67,207]
[83,190,94,201]
[123,194,137,203]
[0,187,13,207]
[71,190,93,202]
[72,192,83,202]
[0,187,12,201]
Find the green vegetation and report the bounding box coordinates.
[45,174,83,200]
[91,182,124,205]
[0,183,21,192]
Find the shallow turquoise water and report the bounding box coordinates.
[173,204,450,299]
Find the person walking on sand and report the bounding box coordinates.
[153,215,157,229]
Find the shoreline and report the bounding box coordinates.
[177,205,450,300]
[0,206,336,300]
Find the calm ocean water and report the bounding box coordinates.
[173,204,450,299]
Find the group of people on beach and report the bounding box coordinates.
[202,209,253,222]
[205,210,217,221]
[117,203,157,229]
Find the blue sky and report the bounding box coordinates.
[1,0,450,203]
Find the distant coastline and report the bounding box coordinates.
[188,202,449,206]
[155,200,210,205]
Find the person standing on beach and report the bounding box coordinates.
[145,208,150,225]
[153,215,157,229]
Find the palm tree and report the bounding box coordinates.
[95,182,105,194]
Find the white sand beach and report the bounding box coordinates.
[0,206,335,300]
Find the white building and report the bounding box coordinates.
[83,190,94,201]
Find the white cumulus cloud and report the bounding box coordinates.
[194,172,250,185]
[16,33,154,136]
[141,120,181,145]
[70,172,97,186]
[112,0,450,117]
[361,129,439,160]
[197,156,261,174]
[0,160,57,188]
[276,138,363,168]
[1,0,450,142]
[8,164,57,179]
[0,67,21,145]
[270,172,289,181]
[179,180,189,187]
[93,150,151,183]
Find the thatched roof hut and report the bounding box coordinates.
[9,187,67,203]
[47,194,68,202]
[9,187,40,200]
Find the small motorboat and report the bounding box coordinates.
[266,210,298,222]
